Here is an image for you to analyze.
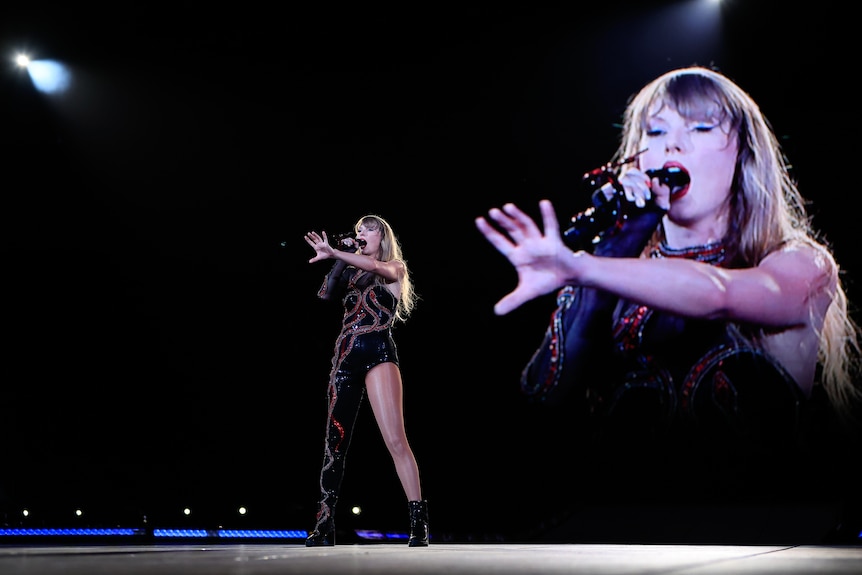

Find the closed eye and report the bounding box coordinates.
[692,124,717,133]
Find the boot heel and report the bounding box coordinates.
[407,500,429,547]
[305,527,335,547]
[306,517,335,547]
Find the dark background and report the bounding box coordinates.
[1,1,859,542]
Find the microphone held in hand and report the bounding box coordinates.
[563,151,676,251]
[562,188,625,251]
[645,166,690,190]
[332,232,366,251]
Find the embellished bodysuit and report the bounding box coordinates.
[603,241,802,446]
[519,229,808,503]
[521,215,804,453]
[311,263,399,533]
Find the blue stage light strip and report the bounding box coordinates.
[354,529,408,541]
[152,529,213,538]
[218,529,307,539]
[152,528,307,539]
[0,528,143,537]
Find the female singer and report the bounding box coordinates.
[303,215,429,547]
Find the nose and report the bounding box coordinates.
[664,127,688,154]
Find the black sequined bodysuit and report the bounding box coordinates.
[310,264,400,534]
[521,230,804,452]
[602,241,802,444]
[520,232,810,503]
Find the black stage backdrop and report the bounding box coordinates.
[1,1,859,542]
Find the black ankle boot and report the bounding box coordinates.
[306,518,335,547]
[407,500,429,547]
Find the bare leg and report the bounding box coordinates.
[365,362,423,501]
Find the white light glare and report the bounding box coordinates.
[15,53,30,68]
[26,59,72,94]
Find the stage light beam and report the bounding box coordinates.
[14,52,72,94]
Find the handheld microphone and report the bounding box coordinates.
[333,232,367,251]
[645,166,690,190]
[564,156,685,251]
[332,232,356,251]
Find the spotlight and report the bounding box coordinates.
[12,51,72,94]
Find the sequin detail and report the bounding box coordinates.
[650,240,726,264]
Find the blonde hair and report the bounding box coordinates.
[617,66,862,421]
[354,214,417,324]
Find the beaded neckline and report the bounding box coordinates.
[650,240,726,265]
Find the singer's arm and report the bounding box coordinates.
[478,200,835,326]
[329,249,404,283]
[570,246,833,326]
[305,231,404,283]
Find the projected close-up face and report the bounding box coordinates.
[638,103,738,218]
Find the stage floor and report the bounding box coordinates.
[1,543,861,574]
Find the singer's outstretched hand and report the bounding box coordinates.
[304,231,336,263]
[475,199,578,315]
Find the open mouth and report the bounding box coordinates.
[647,164,690,201]
[670,186,688,201]
[646,165,689,190]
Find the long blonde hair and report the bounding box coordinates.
[354,214,417,324]
[617,66,862,420]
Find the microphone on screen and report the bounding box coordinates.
[645,166,690,190]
